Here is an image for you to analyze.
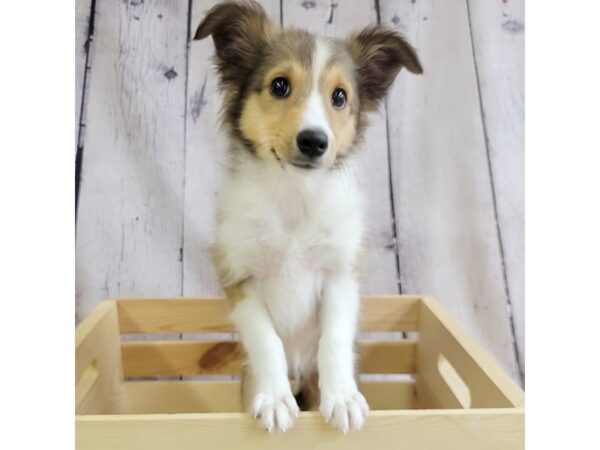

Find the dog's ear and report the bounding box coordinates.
[194,1,273,84]
[347,26,422,112]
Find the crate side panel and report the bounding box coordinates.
[119,379,414,414]
[118,298,233,334]
[120,339,417,377]
[416,298,522,408]
[117,296,420,334]
[76,409,523,450]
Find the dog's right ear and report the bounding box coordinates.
[194,1,273,84]
[347,26,422,112]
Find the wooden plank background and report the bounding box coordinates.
[75,0,524,385]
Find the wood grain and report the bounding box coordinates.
[282,0,399,295]
[117,296,420,334]
[120,379,415,413]
[75,0,189,321]
[118,297,231,333]
[120,339,417,376]
[466,0,525,379]
[77,409,524,450]
[379,0,520,382]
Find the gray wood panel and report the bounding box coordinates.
[467,0,524,380]
[76,0,189,321]
[379,0,520,382]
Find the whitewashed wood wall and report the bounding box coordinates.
[75,0,524,385]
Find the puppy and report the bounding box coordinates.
[194,0,422,433]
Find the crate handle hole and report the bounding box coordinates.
[437,353,471,409]
[76,359,99,408]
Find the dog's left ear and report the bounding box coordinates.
[347,26,422,112]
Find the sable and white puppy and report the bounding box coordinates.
[194,0,422,433]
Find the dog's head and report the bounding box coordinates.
[195,0,422,170]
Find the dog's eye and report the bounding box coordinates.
[332,88,347,109]
[270,77,290,98]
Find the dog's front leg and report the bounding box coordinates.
[318,274,369,432]
[230,296,299,432]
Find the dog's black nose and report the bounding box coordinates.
[296,129,328,158]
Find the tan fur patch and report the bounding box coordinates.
[223,282,247,305]
[212,245,249,306]
[239,60,312,165]
[212,245,229,284]
[319,62,358,163]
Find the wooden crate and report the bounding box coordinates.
[75,296,524,449]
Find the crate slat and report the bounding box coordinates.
[120,379,414,414]
[76,409,523,450]
[117,296,420,334]
[118,298,230,334]
[121,340,417,377]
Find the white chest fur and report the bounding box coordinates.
[216,154,364,373]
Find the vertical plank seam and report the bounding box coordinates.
[384,101,402,295]
[75,0,97,218]
[279,0,283,27]
[182,0,193,299]
[375,0,402,295]
[374,0,381,24]
[465,0,524,385]
[178,0,194,384]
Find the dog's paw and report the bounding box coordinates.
[319,389,369,433]
[251,390,300,432]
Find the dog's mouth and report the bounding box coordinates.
[289,158,321,170]
[290,161,319,170]
[270,147,323,170]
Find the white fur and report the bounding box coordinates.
[215,37,368,433]
[218,152,368,432]
[299,39,334,143]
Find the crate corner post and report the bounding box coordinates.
[76,300,125,415]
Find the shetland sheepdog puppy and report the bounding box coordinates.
[194,0,422,433]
